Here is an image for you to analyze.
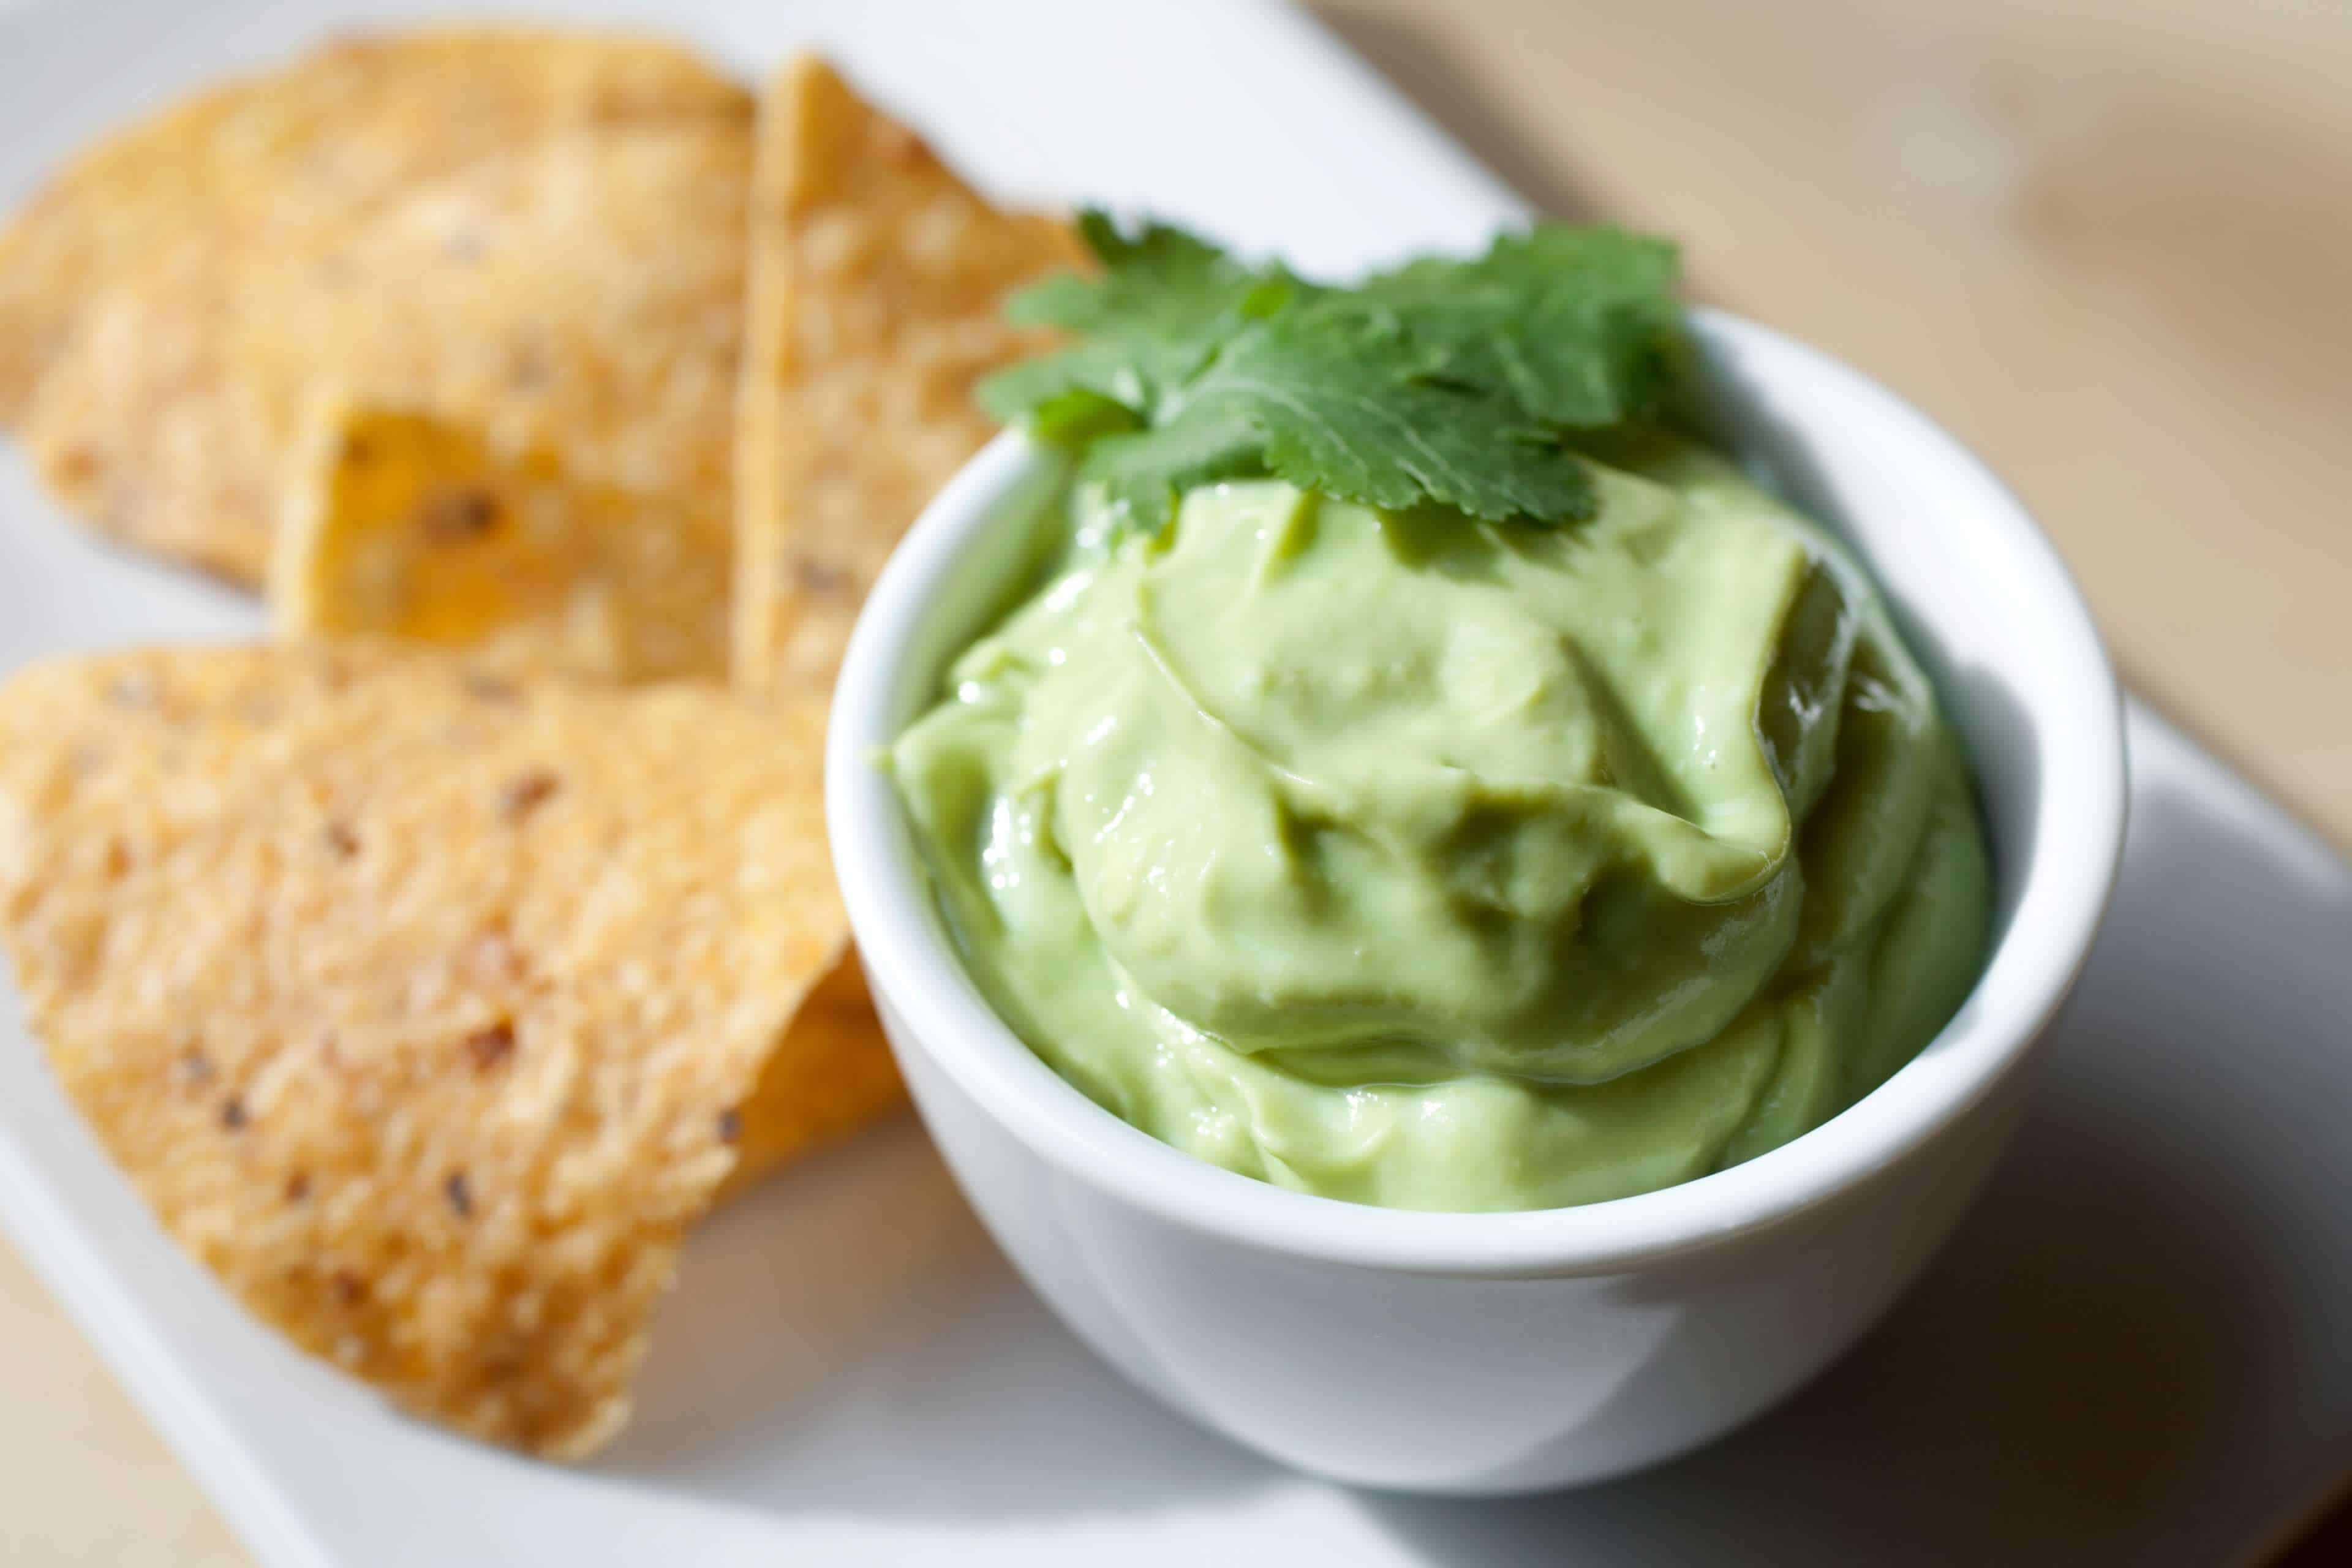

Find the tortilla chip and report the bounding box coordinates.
[0,28,745,425]
[274,402,731,681]
[732,56,1088,698]
[0,644,900,1457]
[10,32,748,582]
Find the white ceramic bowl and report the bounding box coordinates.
[826,309,2127,1494]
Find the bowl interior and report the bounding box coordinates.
[828,309,2125,1276]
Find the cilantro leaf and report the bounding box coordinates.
[1079,402,1270,532]
[1357,227,1684,429]
[1004,211,1268,336]
[1093,300,1594,531]
[980,212,1307,424]
[978,214,1689,531]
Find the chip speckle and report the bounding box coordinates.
[464,1019,518,1072]
[462,671,521,704]
[420,486,501,542]
[791,556,851,598]
[500,768,561,821]
[104,672,154,709]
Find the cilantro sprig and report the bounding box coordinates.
[978,213,1688,532]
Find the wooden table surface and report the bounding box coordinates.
[5,1,2347,1561]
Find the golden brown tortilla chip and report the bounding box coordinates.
[274,401,731,680]
[0,28,746,424]
[10,31,748,582]
[732,56,1088,698]
[0,644,900,1457]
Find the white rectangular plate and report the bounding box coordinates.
[2,2,2347,1562]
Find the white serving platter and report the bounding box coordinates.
[1,1,2346,1561]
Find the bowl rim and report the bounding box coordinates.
[826,306,2127,1278]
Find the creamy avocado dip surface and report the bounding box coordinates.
[899,216,1991,1210]
[889,439,1991,1212]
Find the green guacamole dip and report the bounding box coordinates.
[890,439,1991,1211]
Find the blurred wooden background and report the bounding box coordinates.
[5,1,2348,1561]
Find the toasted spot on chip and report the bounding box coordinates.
[0,644,897,1457]
[731,55,1090,699]
[6,29,748,581]
[274,402,731,680]
[464,1020,518,1072]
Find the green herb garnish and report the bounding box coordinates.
[978,213,1687,532]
